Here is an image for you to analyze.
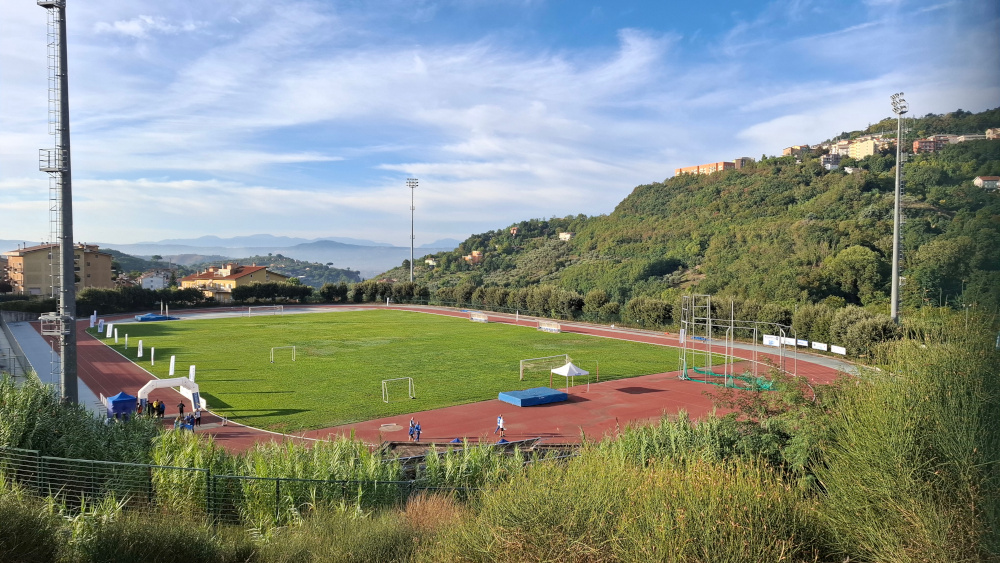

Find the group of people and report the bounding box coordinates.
[136,399,201,429]
[404,414,508,442]
[137,399,167,418]
[408,418,422,441]
[174,408,202,430]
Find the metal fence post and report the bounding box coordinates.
[275,478,281,523]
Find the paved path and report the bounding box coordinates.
[18,305,851,451]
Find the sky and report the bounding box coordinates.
[1,0,998,247]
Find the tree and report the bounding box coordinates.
[824,245,887,305]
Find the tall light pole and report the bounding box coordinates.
[890,92,908,324]
[407,178,418,282]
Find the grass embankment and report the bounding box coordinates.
[93,309,688,431]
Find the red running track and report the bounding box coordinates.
[67,306,847,451]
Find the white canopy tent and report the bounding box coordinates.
[551,362,590,392]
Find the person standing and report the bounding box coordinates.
[194,408,202,427]
[177,401,186,418]
[495,414,504,434]
[414,421,422,441]
[157,400,165,418]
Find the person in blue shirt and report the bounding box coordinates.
[414,422,422,441]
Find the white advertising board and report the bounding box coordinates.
[812,342,828,351]
[762,334,780,347]
[831,345,847,355]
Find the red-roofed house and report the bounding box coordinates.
[179,263,289,302]
[973,176,999,191]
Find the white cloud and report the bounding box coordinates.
[94,15,200,39]
[1,0,997,246]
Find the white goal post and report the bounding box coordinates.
[537,320,562,333]
[270,346,296,363]
[469,311,489,323]
[382,377,416,403]
[519,354,570,381]
[248,305,284,316]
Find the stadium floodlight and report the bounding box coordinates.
[890,92,908,324]
[407,178,418,282]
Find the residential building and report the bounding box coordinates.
[820,153,841,170]
[831,140,852,156]
[510,227,519,236]
[782,145,811,158]
[848,139,879,159]
[2,243,113,296]
[912,135,955,154]
[733,157,755,169]
[462,251,483,265]
[973,176,999,191]
[139,269,173,290]
[178,263,289,302]
[675,161,736,176]
[956,134,986,143]
[0,255,9,291]
[558,232,574,241]
[424,258,438,266]
[986,128,999,140]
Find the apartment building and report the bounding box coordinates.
[2,243,113,296]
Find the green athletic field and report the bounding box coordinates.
[94,309,690,432]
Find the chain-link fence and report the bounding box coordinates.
[0,447,472,527]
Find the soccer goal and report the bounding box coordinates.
[248,305,283,316]
[270,346,296,363]
[537,320,561,333]
[469,311,489,323]
[382,377,416,403]
[519,354,570,381]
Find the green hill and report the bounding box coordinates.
[382,109,1000,316]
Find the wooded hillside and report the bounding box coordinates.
[387,109,1000,317]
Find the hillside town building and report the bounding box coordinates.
[139,269,174,290]
[675,157,754,176]
[179,263,289,302]
[1,243,113,296]
[974,176,999,191]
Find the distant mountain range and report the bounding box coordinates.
[1,235,461,279]
[134,234,461,249]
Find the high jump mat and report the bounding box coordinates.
[498,387,568,407]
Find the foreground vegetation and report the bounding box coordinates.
[3,310,997,562]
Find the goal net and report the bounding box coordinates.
[469,311,489,323]
[248,305,283,316]
[519,354,571,381]
[270,346,296,363]
[382,377,416,403]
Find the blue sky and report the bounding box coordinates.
[1,0,998,246]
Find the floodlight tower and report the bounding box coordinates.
[407,178,418,282]
[890,92,908,324]
[37,0,77,403]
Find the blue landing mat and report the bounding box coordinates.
[498,387,568,407]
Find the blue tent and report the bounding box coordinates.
[107,391,137,420]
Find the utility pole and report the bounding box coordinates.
[890,92,908,324]
[407,178,418,282]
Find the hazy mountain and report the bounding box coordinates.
[421,238,461,249]
[138,234,394,247]
[0,239,43,252]
[98,240,455,279]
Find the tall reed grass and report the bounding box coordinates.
[813,317,1000,561]
[423,452,827,562]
